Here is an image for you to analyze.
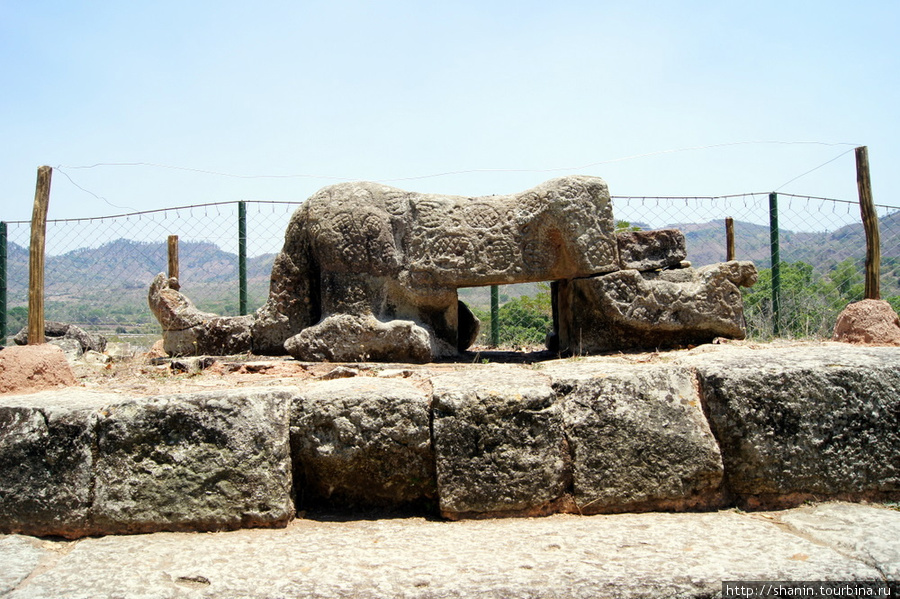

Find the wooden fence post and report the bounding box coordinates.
[855,146,880,300]
[167,235,179,282]
[28,166,52,345]
[725,217,735,261]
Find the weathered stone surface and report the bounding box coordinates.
[0,344,77,395]
[105,341,136,361]
[47,337,82,362]
[14,321,106,354]
[291,377,435,509]
[772,502,900,579]
[148,274,254,356]
[431,367,570,517]
[616,228,686,271]
[833,299,900,345]
[557,260,758,352]
[551,363,723,513]
[285,314,440,363]
[91,388,294,535]
[0,390,104,537]
[2,505,893,599]
[150,176,618,360]
[686,345,900,506]
[0,388,294,538]
[0,535,49,595]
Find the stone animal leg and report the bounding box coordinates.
[148,274,253,356]
[284,314,435,363]
[285,272,458,363]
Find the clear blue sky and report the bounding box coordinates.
[2,1,898,223]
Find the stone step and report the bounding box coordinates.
[2,502,898,598]
[1,344,899,538]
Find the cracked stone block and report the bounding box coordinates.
[290,377,435,509]
[550,362,724,513]
[91,389,295,534]
[688,345,900,507]
[0,391,104,538]
[431,367,570,517]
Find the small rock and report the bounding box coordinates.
[145,339,167,360]
[317,366,360,380]
[0,344,77,394]
[105,342,135,362]
[169,356,217,374]
[833,299,900,345]
[49,337,83,363]
[377,369,414,378]
[82,350,112,366]
[14,322,106,354]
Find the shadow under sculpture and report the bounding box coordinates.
[148,175,757,362]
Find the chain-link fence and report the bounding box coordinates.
[3,192,899,350]
[2,201,302,346]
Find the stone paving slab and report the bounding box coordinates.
[2,502,897,598]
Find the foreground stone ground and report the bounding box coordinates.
[2,340,899,597]
[2,502,898,598]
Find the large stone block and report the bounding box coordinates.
[548,362,724,513]
[0,391,100,538]
[556,261,757,353]
[688,345,900,507]
[431,367,570,517]
[92,389,294,534]
[1,388,295,538]
[290,377,435,509]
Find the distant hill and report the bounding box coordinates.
[4,239,276,331]
[6,214,900,331]
[675,212,900,271]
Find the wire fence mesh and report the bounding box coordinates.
[3,192,900,350]
[2,201,302,345]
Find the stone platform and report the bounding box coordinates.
[1,344,899,539]
[2,502,898,598]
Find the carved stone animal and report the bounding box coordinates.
[150,176,619,361]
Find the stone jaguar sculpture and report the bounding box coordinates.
[150,175,623,362]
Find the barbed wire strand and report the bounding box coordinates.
[57,140,860,182]
[49,140,862,216]
[773,147,857,192]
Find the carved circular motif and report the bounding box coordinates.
[555,180,586,201]
[430,235,473,270]
[332,211,357,236]
[522,239,554,270]
[360,213,387,236]
[416,200,446,228]
[484,238,517,270]
[464,203,501,229]
[382,191,409,216]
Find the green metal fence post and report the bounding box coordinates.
[769,192,781,336]
[238,201,248,316]
[490,284,499,347]
[0,222,7,345]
